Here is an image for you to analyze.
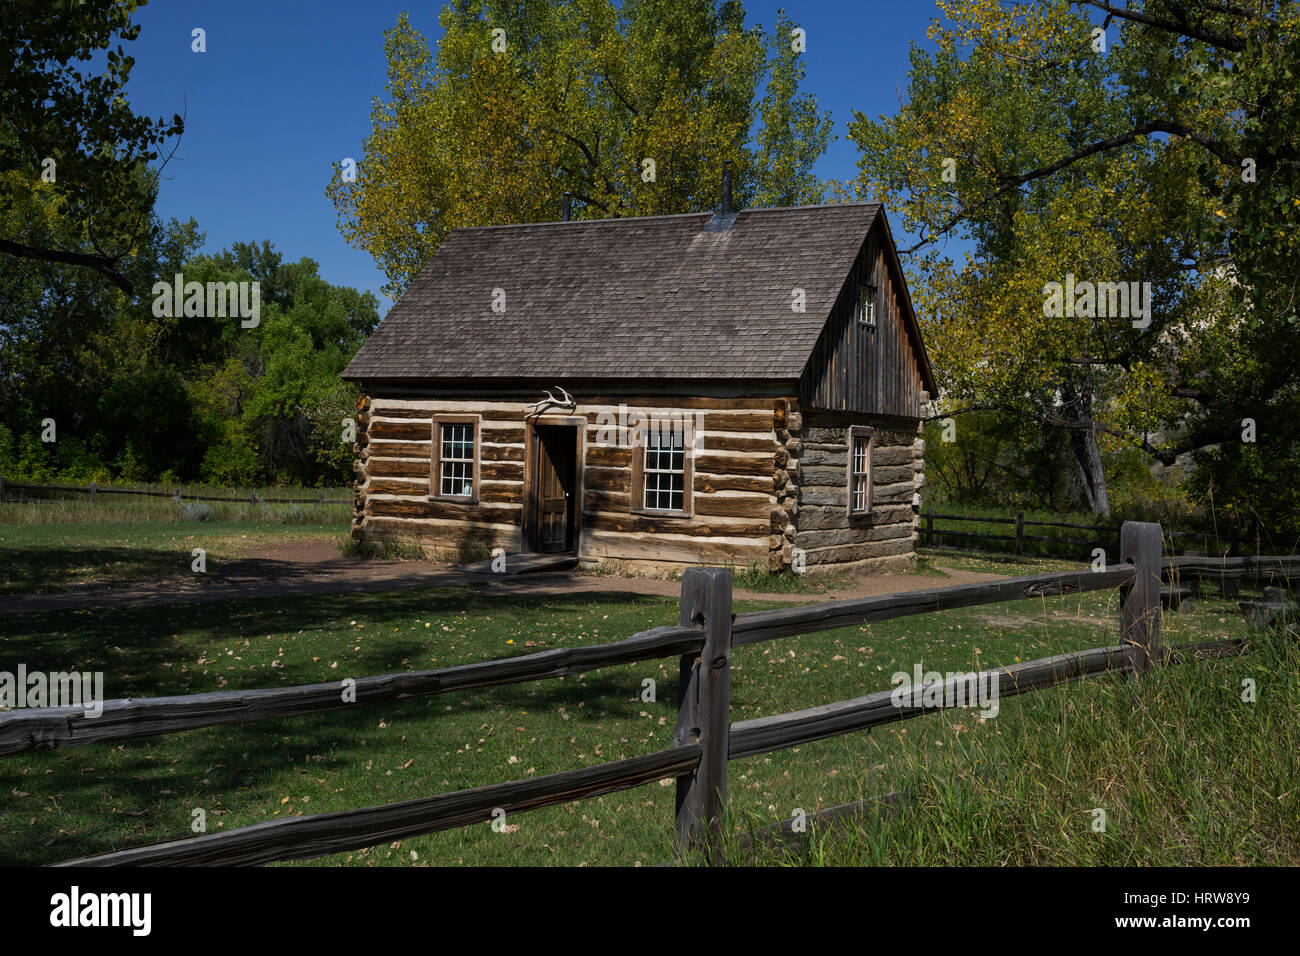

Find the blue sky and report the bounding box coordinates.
[123,1,946,311]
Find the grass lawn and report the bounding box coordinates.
[2,551,1290,867]
[0,521,348,595]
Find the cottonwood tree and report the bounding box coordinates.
[848,0,1299,522]
[327,0,832,296]
[0,0,183,294]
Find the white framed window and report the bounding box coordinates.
[848,426,873,515]
[856,284,876,327]
[631,418,694,517]
[431,416,479,500]
[643,427,685,511]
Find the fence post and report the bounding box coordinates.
[674,567,733,860]
[0,475,5,503]
[925,507,933,547]
[1015,511,1024,556]
[172,487,181,505]
[1120,521,1163,673]
[88,480,96,502]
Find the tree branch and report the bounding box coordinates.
[1076,0,1245,51]
[924,400,1239,465]
[0,238,132,294]
[902,119,1242,254]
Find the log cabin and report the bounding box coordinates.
[341,191,937,573]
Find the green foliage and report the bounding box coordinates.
[925,412,1075,510]
[0,223,378,487]
[328,0,833,296]
[850,0,1300,519]
[0,0,184,292]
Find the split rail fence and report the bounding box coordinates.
[922,508,1254,560]
[0,476,349,506]
[0,521,1287,866]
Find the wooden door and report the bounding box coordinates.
[532,426,576,553]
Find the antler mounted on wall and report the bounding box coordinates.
[524,386,577,419]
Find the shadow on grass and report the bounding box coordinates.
[0,545,195,596]
[1,586,686,864]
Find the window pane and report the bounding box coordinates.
[439,422,474,496]
[643,427,686,512]
[850,434,870,513]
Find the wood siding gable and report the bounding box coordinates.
[798,217,935,419]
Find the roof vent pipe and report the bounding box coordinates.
[561,192,573,222]
[721,161,733,214]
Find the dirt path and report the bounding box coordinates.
[2,536,1005,613]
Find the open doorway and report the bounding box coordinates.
[526,422,580,553]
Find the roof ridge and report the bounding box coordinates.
[449,200,881,234]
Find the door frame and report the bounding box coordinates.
[523,415,585,554]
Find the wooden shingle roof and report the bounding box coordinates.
[343,201,901,382]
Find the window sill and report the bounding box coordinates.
[428,494,478,505]
[632,507,693,520]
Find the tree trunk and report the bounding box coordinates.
[1059,380,1110,517]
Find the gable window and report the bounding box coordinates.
[630,418,694,517]
[848,426,873,516]
[430,415,480,501]
[856,283,876,328]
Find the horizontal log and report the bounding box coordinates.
[585,444,634,468]
[369,420,432,441]
[582,466,628,493]
[693,493,775,519]
[695,473,774,494]
[730,566,1138,646]
[793,524,914,550]
[480,444,525,462]
[581,489,770,519]
[364,407,430,420]
[481,461,524,481]
[581,530,770,565]
[692,411,774,431]
[576,395,785,410]
[59,745,701,866]
[366,458,429,479]
[802,535,915,565]
[797,503,914,531]
[0,624,705,756]
[365,440,431,458]
[584,511,771,538]
[366,498,520,523]
[694,453,773,477]
[481,425,525,443]
[365,477,430,495]
[364,516,522,538]
[729,644,1137,759]
[699,434,775,454]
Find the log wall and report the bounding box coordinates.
[776,403,926,572]
[353,387,787,566]
[354,386,929,571]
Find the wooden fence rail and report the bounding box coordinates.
[0,476,349,506]
[58,746,702,867]
[13,520,1262,867]
[0,568,1135,756]
[921,507,1258,559]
